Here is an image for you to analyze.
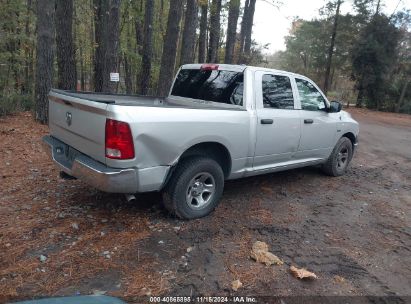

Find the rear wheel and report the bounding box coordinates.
[322,137,353,176]
[162,156,224,219]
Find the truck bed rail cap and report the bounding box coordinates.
[50,89,116,104]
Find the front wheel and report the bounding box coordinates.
[162,157,224,219]
[322,137,353,177]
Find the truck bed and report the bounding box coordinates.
[50,89,245,111]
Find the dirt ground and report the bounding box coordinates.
[0,109,410,303]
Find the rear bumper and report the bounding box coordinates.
[42,135,170,193]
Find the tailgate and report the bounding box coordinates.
[48,90,108,164]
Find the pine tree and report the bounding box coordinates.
[207,0,222,63]
[225,0,240,64]
[93,0,120,93]
[56,0,76,90]
[198,2,208,63]
[180,0,199,65]
[157,0,184,96]
[34,0,55,123]
[140,0,154,95]
[323,0,343,94]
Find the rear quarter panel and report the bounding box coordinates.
[105,105,253,176]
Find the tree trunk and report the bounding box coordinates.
[56,0,76,90]
[180,0,199,65]
[80,46,85,90]
[93,0,105,92]
[159,0,165,38]
[207,0,222,63]
[323,0,342,95]
[239,0,250,61]
[22,0,33,95]
[356,89,364,107]
[375,0,381,16]
[396,78,409,112]
[73,3,78,89]
[300,53,307,71]
[93,0,120,93]
[89,0,95,90]
[356,74,364,107]
[239,0,256,63]
[243,0,256,58]
[135,18,144,55]
[34,0,55,124]
[157,0,184,96]
[123,12,133,94]
[140,0,154,95]
[225,0,240,64]
[198,2,208,63]
[330,67,336,90]
[104,0,120,93]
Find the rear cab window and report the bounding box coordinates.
[171,67,244,106]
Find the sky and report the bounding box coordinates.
[252,0,411,54]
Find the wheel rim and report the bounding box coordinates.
[186,172,216,210]
[336,145,349,170]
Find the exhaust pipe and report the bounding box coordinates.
[125,194,136,203]
[59,171,77,180]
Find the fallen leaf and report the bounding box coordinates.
[334,275,345,283]
[290,266,317,280]
[250,241,283,266]
[232,279,243,291]
[252,241,269,252]
[261,186,274,194]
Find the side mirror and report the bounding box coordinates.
[328,100,342,113]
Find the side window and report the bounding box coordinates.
[295,78,327,111]
[262,74,294,109]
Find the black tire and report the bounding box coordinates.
[322,137,353,177]
[162,156,224,219]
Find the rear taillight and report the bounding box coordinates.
[105,119,135,159]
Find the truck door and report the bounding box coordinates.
[293,77,337,160]
[253,71,301,169]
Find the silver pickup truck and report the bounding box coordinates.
[43,64,359,219]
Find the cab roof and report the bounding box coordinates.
[180,63,308,80]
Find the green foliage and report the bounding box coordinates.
[280,19,330,83]
[280,13,358,87]
[0,0,35,115]
[270,0,410,113]
[0,93,33,116]
[73,0,95,90]
[351,14,403,109]
[248,42,269,65]
[1,0,409,117]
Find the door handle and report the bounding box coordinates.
[261,119,273,124]
[304,119,314,124]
